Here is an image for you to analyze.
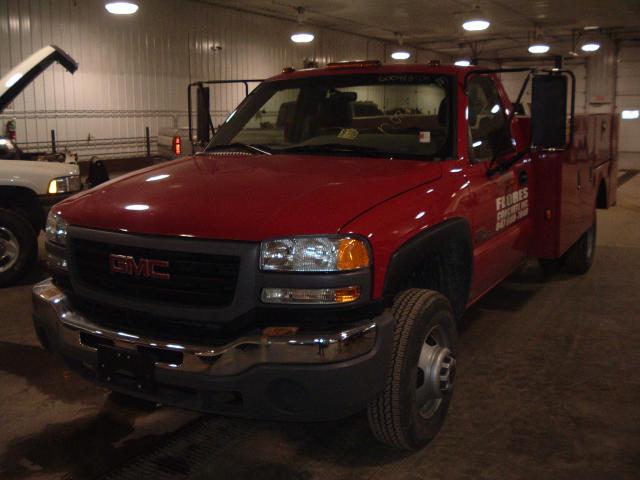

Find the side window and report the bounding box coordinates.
[468,77,513,160]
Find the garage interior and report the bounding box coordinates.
[1,0,639,479]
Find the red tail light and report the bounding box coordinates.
[172,135,182,156]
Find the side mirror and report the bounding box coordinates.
[196,85,211,146]
[531,74,568,149]
[511,102,525,116]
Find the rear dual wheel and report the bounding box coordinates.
[367,289,457,450]
[539,215,596,276]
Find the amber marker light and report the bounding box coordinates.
[337,238,370,271]
[334,286,361,303]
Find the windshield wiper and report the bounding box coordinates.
[204,143,272,155]
[275,143,392,157]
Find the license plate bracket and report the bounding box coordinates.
[97,345,156,393]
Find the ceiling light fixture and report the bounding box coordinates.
[455,59,471,66]
[291,33,314,43]
[581,42,601,52]
[462,5,490,31]
[391,51,411,60]
[291,7,315,44]
[105,2,139,15]
[528,25,550,54]
[391,32,411,61]
[528,43,550,54]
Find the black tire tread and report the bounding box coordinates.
[366,288,446,449]
[0,207,38,287]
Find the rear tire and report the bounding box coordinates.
[367,289,457,450]
[0,208,38,287]
[563,218,596,275]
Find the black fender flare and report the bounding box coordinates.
[382,217,473,318]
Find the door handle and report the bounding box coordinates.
[518,169,528,186]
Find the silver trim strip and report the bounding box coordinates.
[33,279,378,376]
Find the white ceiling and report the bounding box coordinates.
[201,0,640,62]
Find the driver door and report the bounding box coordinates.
[465,76,533,300]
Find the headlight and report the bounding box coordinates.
[260,236,370,272]
[48,175,81,194]
[45,211,69,246]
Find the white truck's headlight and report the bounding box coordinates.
[260,236,370,272]
[45,211,69,246]
[48,175,81,194]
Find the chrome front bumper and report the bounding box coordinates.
[32,278,383,376]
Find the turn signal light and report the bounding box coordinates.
[172,135,182,156]
[334,286,361,303]
[261,286,361,304]
[337,239,370,270]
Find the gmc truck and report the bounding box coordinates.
[0,46,81,286]
[33,61,617,450]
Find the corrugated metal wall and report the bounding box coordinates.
[0,0,395,159]
[617,42,640,168]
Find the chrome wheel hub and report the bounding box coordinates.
[416,326,456,419]
[0,227,20,273]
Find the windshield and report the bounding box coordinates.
[210,74,453,160]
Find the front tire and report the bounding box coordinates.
[0,208,38,287]
[367,289,457,450]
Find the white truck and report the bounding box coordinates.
[0,46,82,286]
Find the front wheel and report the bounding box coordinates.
[367,289,457,450]
[0,208,38,287]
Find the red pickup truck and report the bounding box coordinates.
[33,61,617,450]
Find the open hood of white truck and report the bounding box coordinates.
[0,45,77,113]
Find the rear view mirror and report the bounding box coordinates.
[531,74,568,149]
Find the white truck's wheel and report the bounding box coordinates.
[367,289,457,450]
[0,208,38,287]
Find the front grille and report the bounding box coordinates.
[72,297,241,344]
[71,238,240,307]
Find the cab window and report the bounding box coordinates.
[468,76,513,161]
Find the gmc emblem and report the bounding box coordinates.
[108,254,170,280]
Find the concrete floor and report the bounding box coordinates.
[1,174,639,480]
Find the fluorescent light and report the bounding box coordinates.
[105,2,138,14]
[462,19,490,31]
[621,110,639,120]
[584,25,599,30]
[455,59,471,66]
[391,51,411,60]
[581,42,601,52]
[528,44,550,54]
[291,33,314,43]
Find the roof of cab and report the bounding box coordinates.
[266,61,480,83]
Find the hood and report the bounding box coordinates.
[57,154,442,241]
[0,45,77,112]
[1,160,79,193]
